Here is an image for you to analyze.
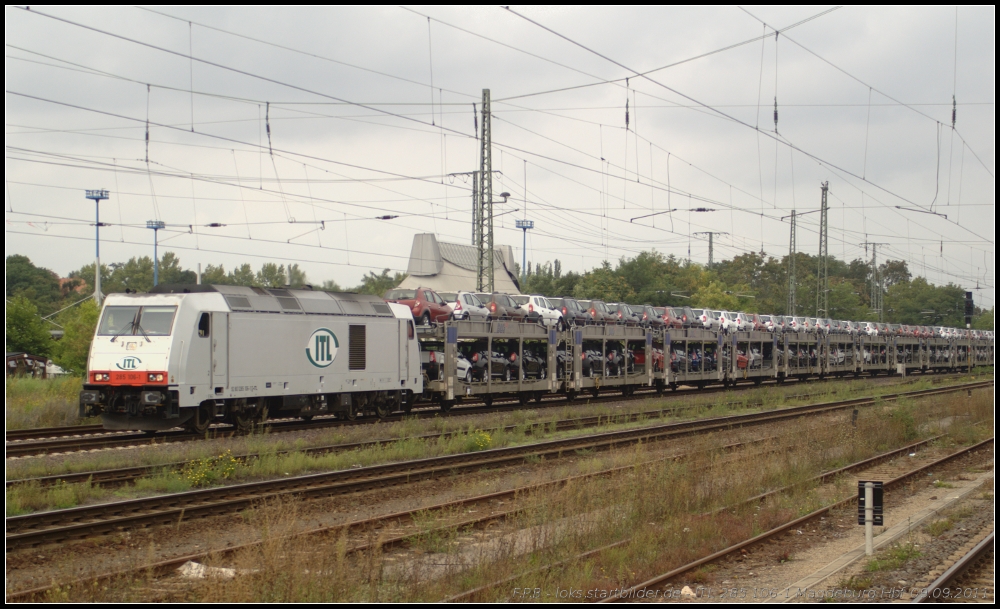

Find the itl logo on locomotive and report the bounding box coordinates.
[306,328,339,368]
[116,356,141,370]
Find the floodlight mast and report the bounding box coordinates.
[147,220,166,285]
[516,219,534,285]
[85,189,110,305]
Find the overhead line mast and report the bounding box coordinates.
[862,241,889,322]
[476,89,493,292]
[693,231,728,269]
[787,209,796,315]
[816,181,829,318]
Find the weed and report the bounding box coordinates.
[924,519,953,537]
[933,480,955,489]
[838,575,874,591]
[181,450,242,487]
[464,430,493,452]
[865,543,921,571]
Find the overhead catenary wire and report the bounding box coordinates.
[7,6,992,292]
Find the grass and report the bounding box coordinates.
[6,375,990,518]
[28,382,994,601]
[121,390,980,602]
[864,543,921,572]
[924,519,953,537]
[5,375,94,429]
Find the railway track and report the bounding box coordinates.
[6,400,776,489]
[911,532,995,603]
[447,435,994,603]
[595,437,995,603]
[4,435,775,602]
[4,371,972,457]
[4,375,981,488]
[4,381,990,553]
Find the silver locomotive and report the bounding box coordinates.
[80,285,422,432]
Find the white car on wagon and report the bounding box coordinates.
[438,291,491,321]
[511,294,565,329]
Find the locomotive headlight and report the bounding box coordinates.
[92,372,110,382]
[148,373,165,382]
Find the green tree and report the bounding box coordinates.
[6,255,63,316]
[54,300,100,374]
[256,263,287,287]
[691,281,740,311]
[826,278,868,321]
[107,256,155,293]
[884,277,965,327]
[880,260,911,289]
[320,279,342,292]
[6,295,52,357]
[287,264,309,288]
[573,263,636,302]
[228,264,257,286]
[69,262,112,300]
[972,307,994,330]
[201,264,229,285]
[353,269,406,295]
[158,252,197,285]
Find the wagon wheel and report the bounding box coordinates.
[591,387,600,398]
[519,393,529,406]
[534,391,544,403]
[483,395,494,408]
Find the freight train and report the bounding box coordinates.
[80,285,994,432]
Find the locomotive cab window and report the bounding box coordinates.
[138,306,177,336]
[98,305,177,336]
[198,312,210,338]
[98,306,140,335]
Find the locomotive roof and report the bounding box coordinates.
[147,284,393,316]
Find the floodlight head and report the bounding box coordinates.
[85,189,109,201]
[516,219,534,230]
[146,220,166,230]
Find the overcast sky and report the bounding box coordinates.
[5,6,995,306]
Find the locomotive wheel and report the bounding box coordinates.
[188,402,214,434]
[234,410,258,434]
[374,402,390,419]
[344,408,357,421]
